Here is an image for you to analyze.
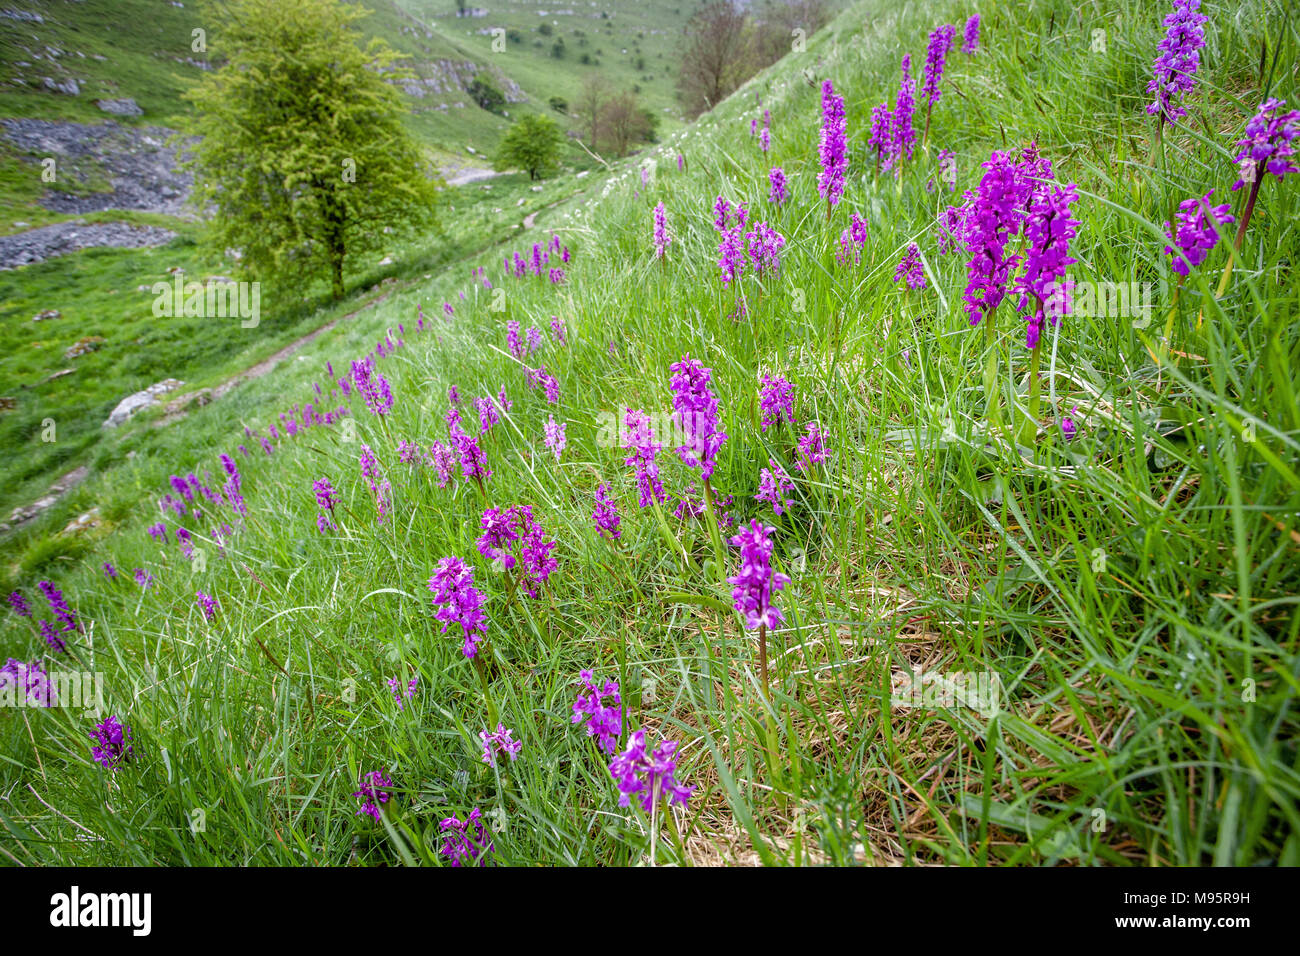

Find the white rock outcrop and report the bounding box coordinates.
[102,378,184,428]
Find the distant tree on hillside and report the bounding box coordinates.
[677,1,753,119]
[601,90,654,157]
[493,113,565,180]
[640,105,660,143]
[183,0,439,301]
[576,73,613,150]
[753,0,830,68]
[468,75,506,114]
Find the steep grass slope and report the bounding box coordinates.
[0,0,563,152]
[1,0,1297,866]
[0,0,684,517]
[0,0,696,192]
[395,0,696,130]
[0,168,587,527]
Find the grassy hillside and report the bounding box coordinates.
[1,0,1298,867]
[0,167,592,519]
[398,0,695,129]
[0,0,204,125]
[0,0,593,250]
[0,0,696,517]
[0,0,636,518]
[0,0,559,146]
[0,0,695,189]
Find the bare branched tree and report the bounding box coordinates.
[676,1,753,119]
[752,0,830,69]
[601,90,653,157]
[576,73,613,151]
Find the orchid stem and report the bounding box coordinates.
[982,311,1001,430]
[474,654,497,728]
[1020,339,1042,447]
[650,494,690,571]
[1203,167,1261,326]
[702,478,727,582]
[649,783,660,866]
[1159,278,1184,371]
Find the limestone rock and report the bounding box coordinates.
[95,97,142,117]
[102,378,184,428]
[64,335,105,359]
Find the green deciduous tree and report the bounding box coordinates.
[468,76,506,114]
[493,113,565,181]
[183,0,440,300]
